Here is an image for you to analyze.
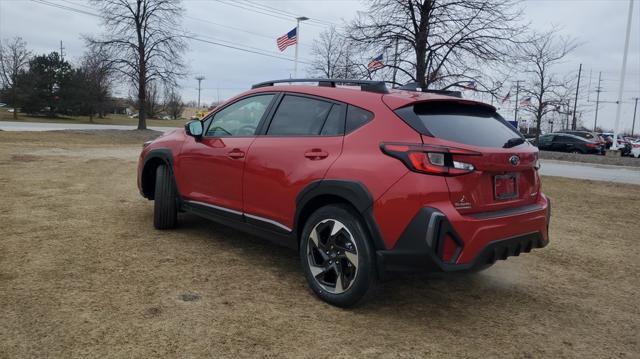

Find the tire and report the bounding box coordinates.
[153,164,178,229]
[570,149,582,154]
[299,204,377,307]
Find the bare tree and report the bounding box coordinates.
[348,0,526,90]
[87,0,187,129]
[80,47,115,121]
[519,31,576,141]
[0,37,31,119]
[145,81,162,119]
[164,87,184,120]
[309,26,364,79]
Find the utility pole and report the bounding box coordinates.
[195,76,205,108]
[611,0,634,151]
[391,36,399,86]
[594,72,602,132]
[632,97,639,136]
[571,63,582,130]
[59,40,65,62]
[293,16,309,78]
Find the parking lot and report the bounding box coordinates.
[1,131,639,358]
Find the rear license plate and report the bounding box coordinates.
[494,174,518,200]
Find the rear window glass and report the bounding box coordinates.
[405,102,522,148]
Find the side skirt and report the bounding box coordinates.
[181,201,298,250]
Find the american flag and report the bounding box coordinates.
[461,81,477,90]
[367,54,384,71]
[277,27,297,52]
[520,96,532,106]
[501,91,511,103]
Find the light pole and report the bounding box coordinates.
[195,76,205,108]
[611,0,634,151]
[293,16,309,78]
[632,97,639,137]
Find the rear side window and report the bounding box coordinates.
[346,106,373,133]
[397,102,522,148]
[563,136,583,143]
[267,95,333,136]
[538,135,554,146]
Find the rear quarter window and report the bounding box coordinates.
[346,106,373,133]
[396,102,523,148]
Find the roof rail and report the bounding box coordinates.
[251,78,389,94]
[396,82,463,98]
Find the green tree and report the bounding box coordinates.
[20,52,71,116]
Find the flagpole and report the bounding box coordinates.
[293,16,309,78]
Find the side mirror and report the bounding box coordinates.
[185,120,203,139]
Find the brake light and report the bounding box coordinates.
[380,142,479,176]
[585,143,599,148]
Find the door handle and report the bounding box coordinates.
[304,149,329,160]
[227,148,245,159]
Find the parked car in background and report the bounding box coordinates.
[630,140,640,158]
[599,133,632,155]
[557,130,605,146]
[534,133,603,154]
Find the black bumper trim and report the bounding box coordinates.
[375,206,549,275]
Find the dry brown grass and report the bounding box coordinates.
[1,131,639,358]
[0,111,188,128]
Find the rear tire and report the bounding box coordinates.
[299,204,377,307]
[153,164,177,229]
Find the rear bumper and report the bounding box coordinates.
[376,196,550,274]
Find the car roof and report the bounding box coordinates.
[245,85,494,111]
[550,132,590,141]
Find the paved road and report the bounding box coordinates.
[0,121,176,132]
[539,159,640,185]
[2,121,639,185]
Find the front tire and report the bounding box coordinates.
[153,164,177,229]
[299,204,377,307]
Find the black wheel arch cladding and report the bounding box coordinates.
[295,179,386,251]
[141,148,175,199]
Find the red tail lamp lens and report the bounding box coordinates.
[381,143,477,176]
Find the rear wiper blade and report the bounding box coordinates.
[503,137,525,148]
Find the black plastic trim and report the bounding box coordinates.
[376,207,548,275]
[295,179,386,251]
[140,148,175,199]
[470,203,544,220]
[182,201,297,249]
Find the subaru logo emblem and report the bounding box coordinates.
[509,155,520,166]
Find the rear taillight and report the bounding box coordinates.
[380,142,479,176]
[585,143,598,148]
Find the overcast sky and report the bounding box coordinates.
[1,0,639,131]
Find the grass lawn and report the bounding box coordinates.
[0,130,638,358]
[0,111,189,128]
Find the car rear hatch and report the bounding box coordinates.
[394,100,541,215]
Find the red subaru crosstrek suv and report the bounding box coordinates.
[138,79,550,307]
